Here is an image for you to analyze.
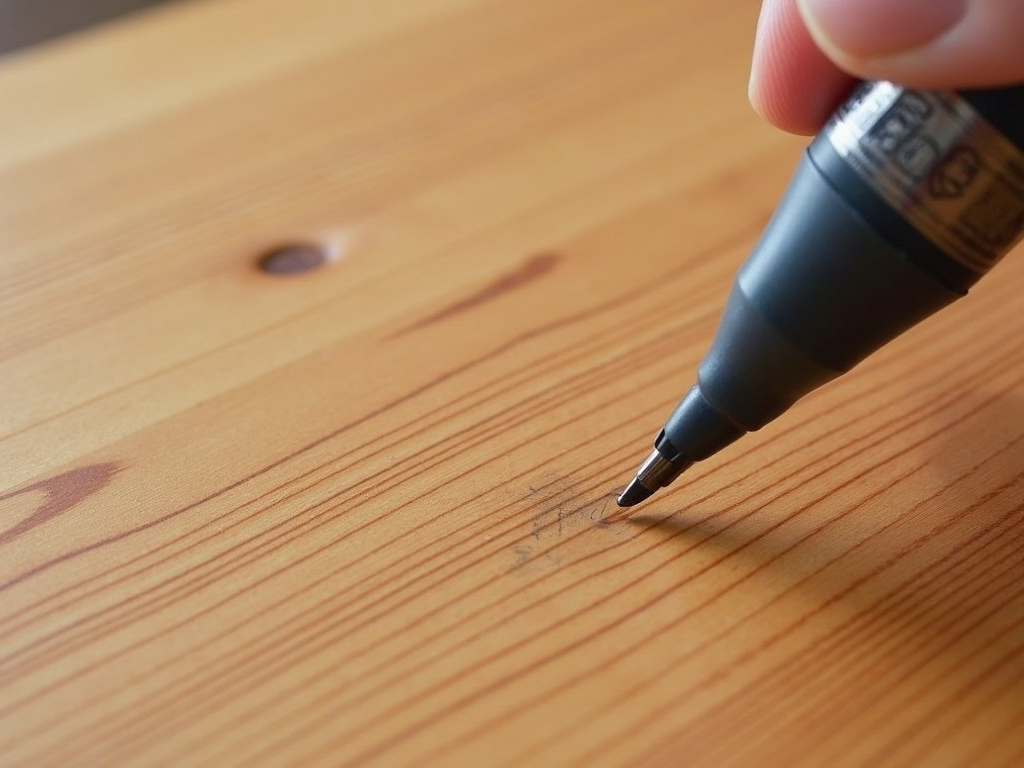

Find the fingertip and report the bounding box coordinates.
[748,76,825,135]
[749,0,857,134]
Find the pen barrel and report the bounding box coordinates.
[815,82,1024,292]
[658,82,1024,467]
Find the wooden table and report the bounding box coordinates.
[3,1,1024,765]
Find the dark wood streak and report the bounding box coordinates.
[391,252,560,338]
[0,463,121,545]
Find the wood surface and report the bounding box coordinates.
[2,1,1024,765]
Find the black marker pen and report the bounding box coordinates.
[617,81,1024,508]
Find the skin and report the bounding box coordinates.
[749,0,1024,134]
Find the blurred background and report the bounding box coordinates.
[0,0,175,54]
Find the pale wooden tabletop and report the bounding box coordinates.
[2,1,1024,766]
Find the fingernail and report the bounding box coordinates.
[798,0,967,57]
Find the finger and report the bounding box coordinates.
[797,0,1024,88]
[749,0,858,134]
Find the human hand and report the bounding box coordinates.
[749,0,1024,134]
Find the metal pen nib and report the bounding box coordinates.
[616,477,655,508]
[616,448,692,507]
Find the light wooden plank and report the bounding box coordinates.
[2,1,1023,766]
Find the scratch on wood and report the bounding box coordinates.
[391,252,559,337]
[0,462,122,544]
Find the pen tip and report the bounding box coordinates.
[616,478,654,508]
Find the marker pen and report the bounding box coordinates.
[618,82,1024,507]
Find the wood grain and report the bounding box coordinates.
[2,1,1024,766]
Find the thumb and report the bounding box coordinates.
[797,0,1024,88]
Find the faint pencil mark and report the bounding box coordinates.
[511,545,533,570]
[509,543,564,574]
[593,495,613,524]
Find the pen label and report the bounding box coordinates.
[827,81,1024,275]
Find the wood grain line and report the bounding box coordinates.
[391,251,561,337]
